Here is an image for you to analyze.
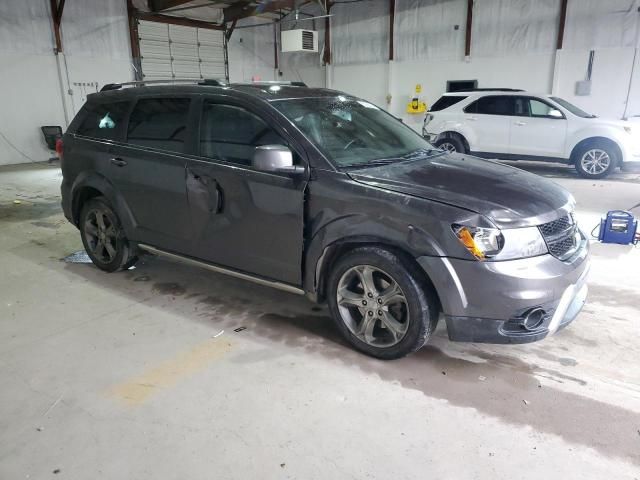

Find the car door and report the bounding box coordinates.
[184,97,307,286]
[463,95,513,154]
[509,96,567,158]
[108,96,195,252]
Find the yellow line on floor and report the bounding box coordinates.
[109,338,232,406]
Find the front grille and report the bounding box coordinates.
[538,214,578,260]
[539,215,573,237]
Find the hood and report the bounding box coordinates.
[348,153,573,228]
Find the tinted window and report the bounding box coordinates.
[465,96,514,115]
[76,101,129,140]
[430,95,468,112]
[127,98,190,153]
[200,103,284,166]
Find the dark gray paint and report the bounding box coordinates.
[61,84,590,345]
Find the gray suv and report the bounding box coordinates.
[60,80,590,359]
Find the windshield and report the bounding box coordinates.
[550,97,595,118]
[272,96,439,168]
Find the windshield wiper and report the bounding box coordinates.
[339,158,401,170]
[402,147,445,159]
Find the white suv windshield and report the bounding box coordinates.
[550,97,595,118]
[273,97,440,168]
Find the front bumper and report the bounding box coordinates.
[416,235,590,344]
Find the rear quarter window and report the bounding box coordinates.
[430,95,468,112]
[76,101,130,141]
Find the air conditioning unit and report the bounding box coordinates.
[281,29,318,53]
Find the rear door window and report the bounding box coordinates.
[76,101,130,141]
[465,96,514,116]
[127,98,190,153]
[429,95,468,112]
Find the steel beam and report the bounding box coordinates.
[557,0,568,50]
[136,11,225,30]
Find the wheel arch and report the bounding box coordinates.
[71,172,137,235]
[310,238,443,314]
[437,131,470,153]
[569,136,623,166]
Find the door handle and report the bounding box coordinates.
[514,121,527,126]
[110,158,127,167]
[465,117,477,121]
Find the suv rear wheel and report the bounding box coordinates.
[434,135,465,154]
[573,142,616,178]
[79,197,137,272]
[327,246,438,359]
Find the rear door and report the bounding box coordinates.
[463,95,514,154]
[184,97,307,286]
[509,96,567,157]
[109,96,195,251]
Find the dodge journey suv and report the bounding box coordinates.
[60,80,590,359]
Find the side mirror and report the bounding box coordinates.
[549,109,563,118]
[252,145,304,175]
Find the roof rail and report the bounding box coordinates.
[238,80,308,87]
[100,78,227,92]
[462,88,524,92]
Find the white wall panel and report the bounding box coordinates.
[471,0,560,56]
[554,48,637,119]
[395,0,466,61]
[0,0,134,166]
[331,0,389,65]
[564,0,640,50]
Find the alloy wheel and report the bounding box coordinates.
[84,209,118,263]
[439,142,457,153]
[580,149,611,175]
[336,265,409,347]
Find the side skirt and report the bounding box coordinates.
[138,243,305,296]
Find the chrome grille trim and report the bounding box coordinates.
[538,214,579,260]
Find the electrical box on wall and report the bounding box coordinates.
[575,80,592,96]
[281,29,318,53]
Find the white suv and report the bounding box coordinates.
[422,89,640,178]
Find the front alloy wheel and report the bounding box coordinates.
[327,246,439,359]
[580,148,611,176]
[336,265,409,347]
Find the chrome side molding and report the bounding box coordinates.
[138,243,305,296]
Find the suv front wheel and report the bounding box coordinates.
[79,197,137,272]
[327,246,438,360]
[434,135,465,154]
[573,142,616,178]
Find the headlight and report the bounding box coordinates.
[452,224,547,261]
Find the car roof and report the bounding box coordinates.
[442,90,551,97]
[87,83,344,103]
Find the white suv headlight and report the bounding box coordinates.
[452,224,547,261]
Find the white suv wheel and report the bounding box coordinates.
[580,148,611,176]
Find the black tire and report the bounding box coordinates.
[327,246,439,360]
[573,141,617,179]
[79,196,137,272]
[434,135,465,154]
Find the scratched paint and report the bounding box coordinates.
[109,338,233,406]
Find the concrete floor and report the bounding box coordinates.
[1,160,639,479]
